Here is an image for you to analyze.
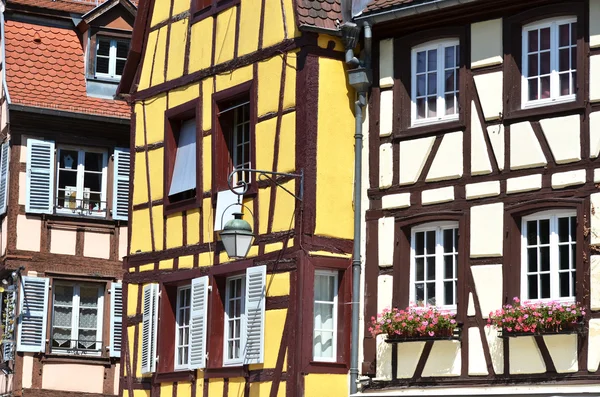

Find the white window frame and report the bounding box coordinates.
[95,37,129,80]
[174,285,191,370]
[409,221,459,311]
[521,209,577,303]
[55,146,108,218]
[223,275,245,366]
[411,39,460,126]
[51,282,104,356]
[312,269,338,362]
[521,17,577,109]
[231,103,251,186]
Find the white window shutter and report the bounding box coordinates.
[25,139,55,214]
[188,276,209,369]
[17,276,49,353]
[109,282,123,357]
[244,265,266,365]
[2,288,15,362]
[140,283,159,375]
[0,141,10,216]
[112,148,130,221]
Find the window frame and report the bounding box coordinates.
[409,221,459,312]
[174,285,191,370]
[55,146,108,218]
[520,209,577,303]
[164,99,201,215]
[502,2,586,120]
[94,36,129,80]
[410,39,460,126]
[312,269,339,363]
[191,0,240,24]
[213,81,256,195]
[223,275,245,367]
[50,281,105,356]
[521,16,578,109]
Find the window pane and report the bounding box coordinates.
[116,59,126,76]
[540,246,550,272]
[315,302,334,329]
[444,281,453,306]
[559,24,570,47]
[528,29,538,52]
[528,54,538,77]
[540,27,550,50]
[427,73,437,95]
[415,258,425,281]
[53,306,72,328]
[116,41,129,58]
[416,98,426,119]
[560,73,570,96]
[445,94,455,115]
[558,217,569,242]
[559,48,570,71]
[527,248,538,272]
[415,232,424,255]
[415,283,424,303]
[427,49,437,71]
[444,46,455,69]
[52,327,71,347]
[426,283,436,305]
[445,70,454,92]
[571,47,577,70]
[528,78,539,101]
[417,75,426,97]
[425,231,435,254]
[528,275,538,299]
[83,173,102,195]
[97,39,110,56]
[559,245,570,270]
[455,45,460,66]
[541,76,551,99]
[80,287,99,307]
[527,221,538,245]
[427,96,437,117]
[540,51,550,75]
[539,219,550,244]
[444,255,453,279]
[571,23,577,45]
[540,273,550,298]
[314,330,334,358]
[55,285,74,305]
[570,217,577,240]
[443,229,453,252]
[79,308,97,329]
[426,256,435,280]
[84,152,103,172]
[416,51,426,73]
[96,56,109,74]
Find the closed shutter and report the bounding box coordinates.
[2,288,15,361]
[140,283,159,374]
[17,276,49,353]
[188,276,209,369]
[0,141,10,216]
[244,265,266,364]
[112,148,130,221]
[25,139,55,214]
[109,282,123,357]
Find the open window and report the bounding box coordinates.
[214,83,254,193]
[164,100,200,213]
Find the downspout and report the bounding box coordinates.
[1,2,10,107]
[343,20,372,396]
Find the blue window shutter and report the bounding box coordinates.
[109,282,123,357]
[244,265,266,365]
[188,276,209,369]
[16,276,49,353]
[140,283,159,374]
[25,139,55,214]
[112,148,130,221]
[0,141,10,216]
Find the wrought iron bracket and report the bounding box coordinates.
[227,168,304,201]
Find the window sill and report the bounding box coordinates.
[394,119,465,140]
[87,76,120,84]
[164,196,200,216]
[41,353,112,365]
[305,361,349,374]
[504,99,584,123]
[153,370,196,383]
[204,366,248,378]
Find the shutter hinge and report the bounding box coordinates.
[207,286,212,292]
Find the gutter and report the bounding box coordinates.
[354,0,482,25]
[350,385,600,397]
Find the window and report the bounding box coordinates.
[522,17,577,107]
[51,282,104,356]
[95,37,129,80]
[521,211,577,301]
[224,276,245,366]
[220,100,251,186]
[313,270,338,362]
[55,147,108,217]
[168,119,197,201]
[191,0,239,20]
[411,40,460,125]
[175,286,191,370]
[410,222,459,310]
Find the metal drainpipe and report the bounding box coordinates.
[347,20,372,396]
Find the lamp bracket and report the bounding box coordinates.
[227,168,304,201]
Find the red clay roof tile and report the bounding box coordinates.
[363,0,414,14]
[296,0,342,31]
[4,19,130,119]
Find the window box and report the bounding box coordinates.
[370,306,459,342]
[488,298,585,338]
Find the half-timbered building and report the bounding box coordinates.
[117,1,359,397]
[355,0,600,395]
[0,0,134,396]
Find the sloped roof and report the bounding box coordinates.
[296,0,342,31]
[4,19,130,119]
[363,0,414,13]
[8,0,97,14]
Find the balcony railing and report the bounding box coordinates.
[55,197,107,218]
[52,338,102,356]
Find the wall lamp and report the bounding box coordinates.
[219,168,303,259]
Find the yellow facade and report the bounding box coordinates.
[122,0,356,395]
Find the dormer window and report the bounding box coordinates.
[95,37,129,80]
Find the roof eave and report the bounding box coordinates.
[9,103,130,124]
[298,23,342,36]
[354,0,483,25]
